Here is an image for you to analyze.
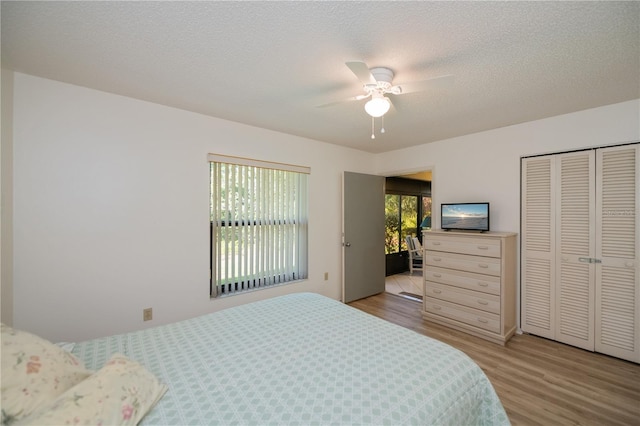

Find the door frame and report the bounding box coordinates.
[381,165,438,232]
[341,165,436,300]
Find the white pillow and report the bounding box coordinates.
[19,353,168,426]
[1,323,92,424]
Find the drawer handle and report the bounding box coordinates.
[433,241,441,245]
[433,257,442,262]
[433,289,442,294]
[478,264,489,268]
[432,305,442,311]
[477,282,489,287]
[477,300,488,305]
[477,318,488,323]
[433,273,442,278]
[477,245,489,250]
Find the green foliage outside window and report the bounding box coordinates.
[385,194,420,254]
[385,194,400,254]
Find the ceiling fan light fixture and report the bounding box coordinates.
[364,93,390,117]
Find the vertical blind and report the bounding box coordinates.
[209,154,309,297]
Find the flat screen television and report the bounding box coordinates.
[441,202,490,232]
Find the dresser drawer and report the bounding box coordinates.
[425,266,501,295]
[424,298,500,333]
[424,236,501,258]
[425,251,501,276]
[425,282,500,314]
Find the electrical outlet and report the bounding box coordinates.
[143,308,153,321]
[324,272,329,281]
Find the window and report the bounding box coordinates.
[384,177,431,276]
[384,194,419,254]
[209,154,309,297]
[385,194,401,254]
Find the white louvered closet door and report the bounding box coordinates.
[522,143,639,364]
[522,151,596,349]
[595,145,639,363]
[521,156,555,339]
[555,151,595,350]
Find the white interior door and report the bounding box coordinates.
[595,144,639,363]
[521,156,556,339]
[342,171,385,303]
[522,151,596,349]
[522,143,639,363]
[555,151,595,350]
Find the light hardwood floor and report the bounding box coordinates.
[348,292,640,426]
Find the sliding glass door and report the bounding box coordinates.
[385,194,432,275]
[384,177,432,276]
[385,194,417,255]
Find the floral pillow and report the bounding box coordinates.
[1,323,92,425]
[18,353,168,426]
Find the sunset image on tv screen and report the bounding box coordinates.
[441,204,489,230]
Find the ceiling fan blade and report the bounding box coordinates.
[346,61,377,86]
[316,93,370,108]
[387,96,395,112]
[393,74,454,95]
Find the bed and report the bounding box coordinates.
[3,293,509,425]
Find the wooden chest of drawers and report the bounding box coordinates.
[422,230,517,345]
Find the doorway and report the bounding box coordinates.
[341,169,432,303]
[384,173,432,300]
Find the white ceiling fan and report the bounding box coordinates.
[320,61,454,139]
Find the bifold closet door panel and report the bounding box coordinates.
[555,151,595,351]
[521,156,555,339]
[522,152,596,350]
[595,145,639,363]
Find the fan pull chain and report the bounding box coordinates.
[371,117,375,139]
[370,116,388,139]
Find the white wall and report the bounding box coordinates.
[1,69,15,325]
[11,73,375,342]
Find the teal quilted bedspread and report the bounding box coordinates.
[72,292,510,425]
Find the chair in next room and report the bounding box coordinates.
[406,236,423,274]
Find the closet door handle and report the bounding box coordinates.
[579,257,602,264]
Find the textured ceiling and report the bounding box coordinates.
[2,1,639,153]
